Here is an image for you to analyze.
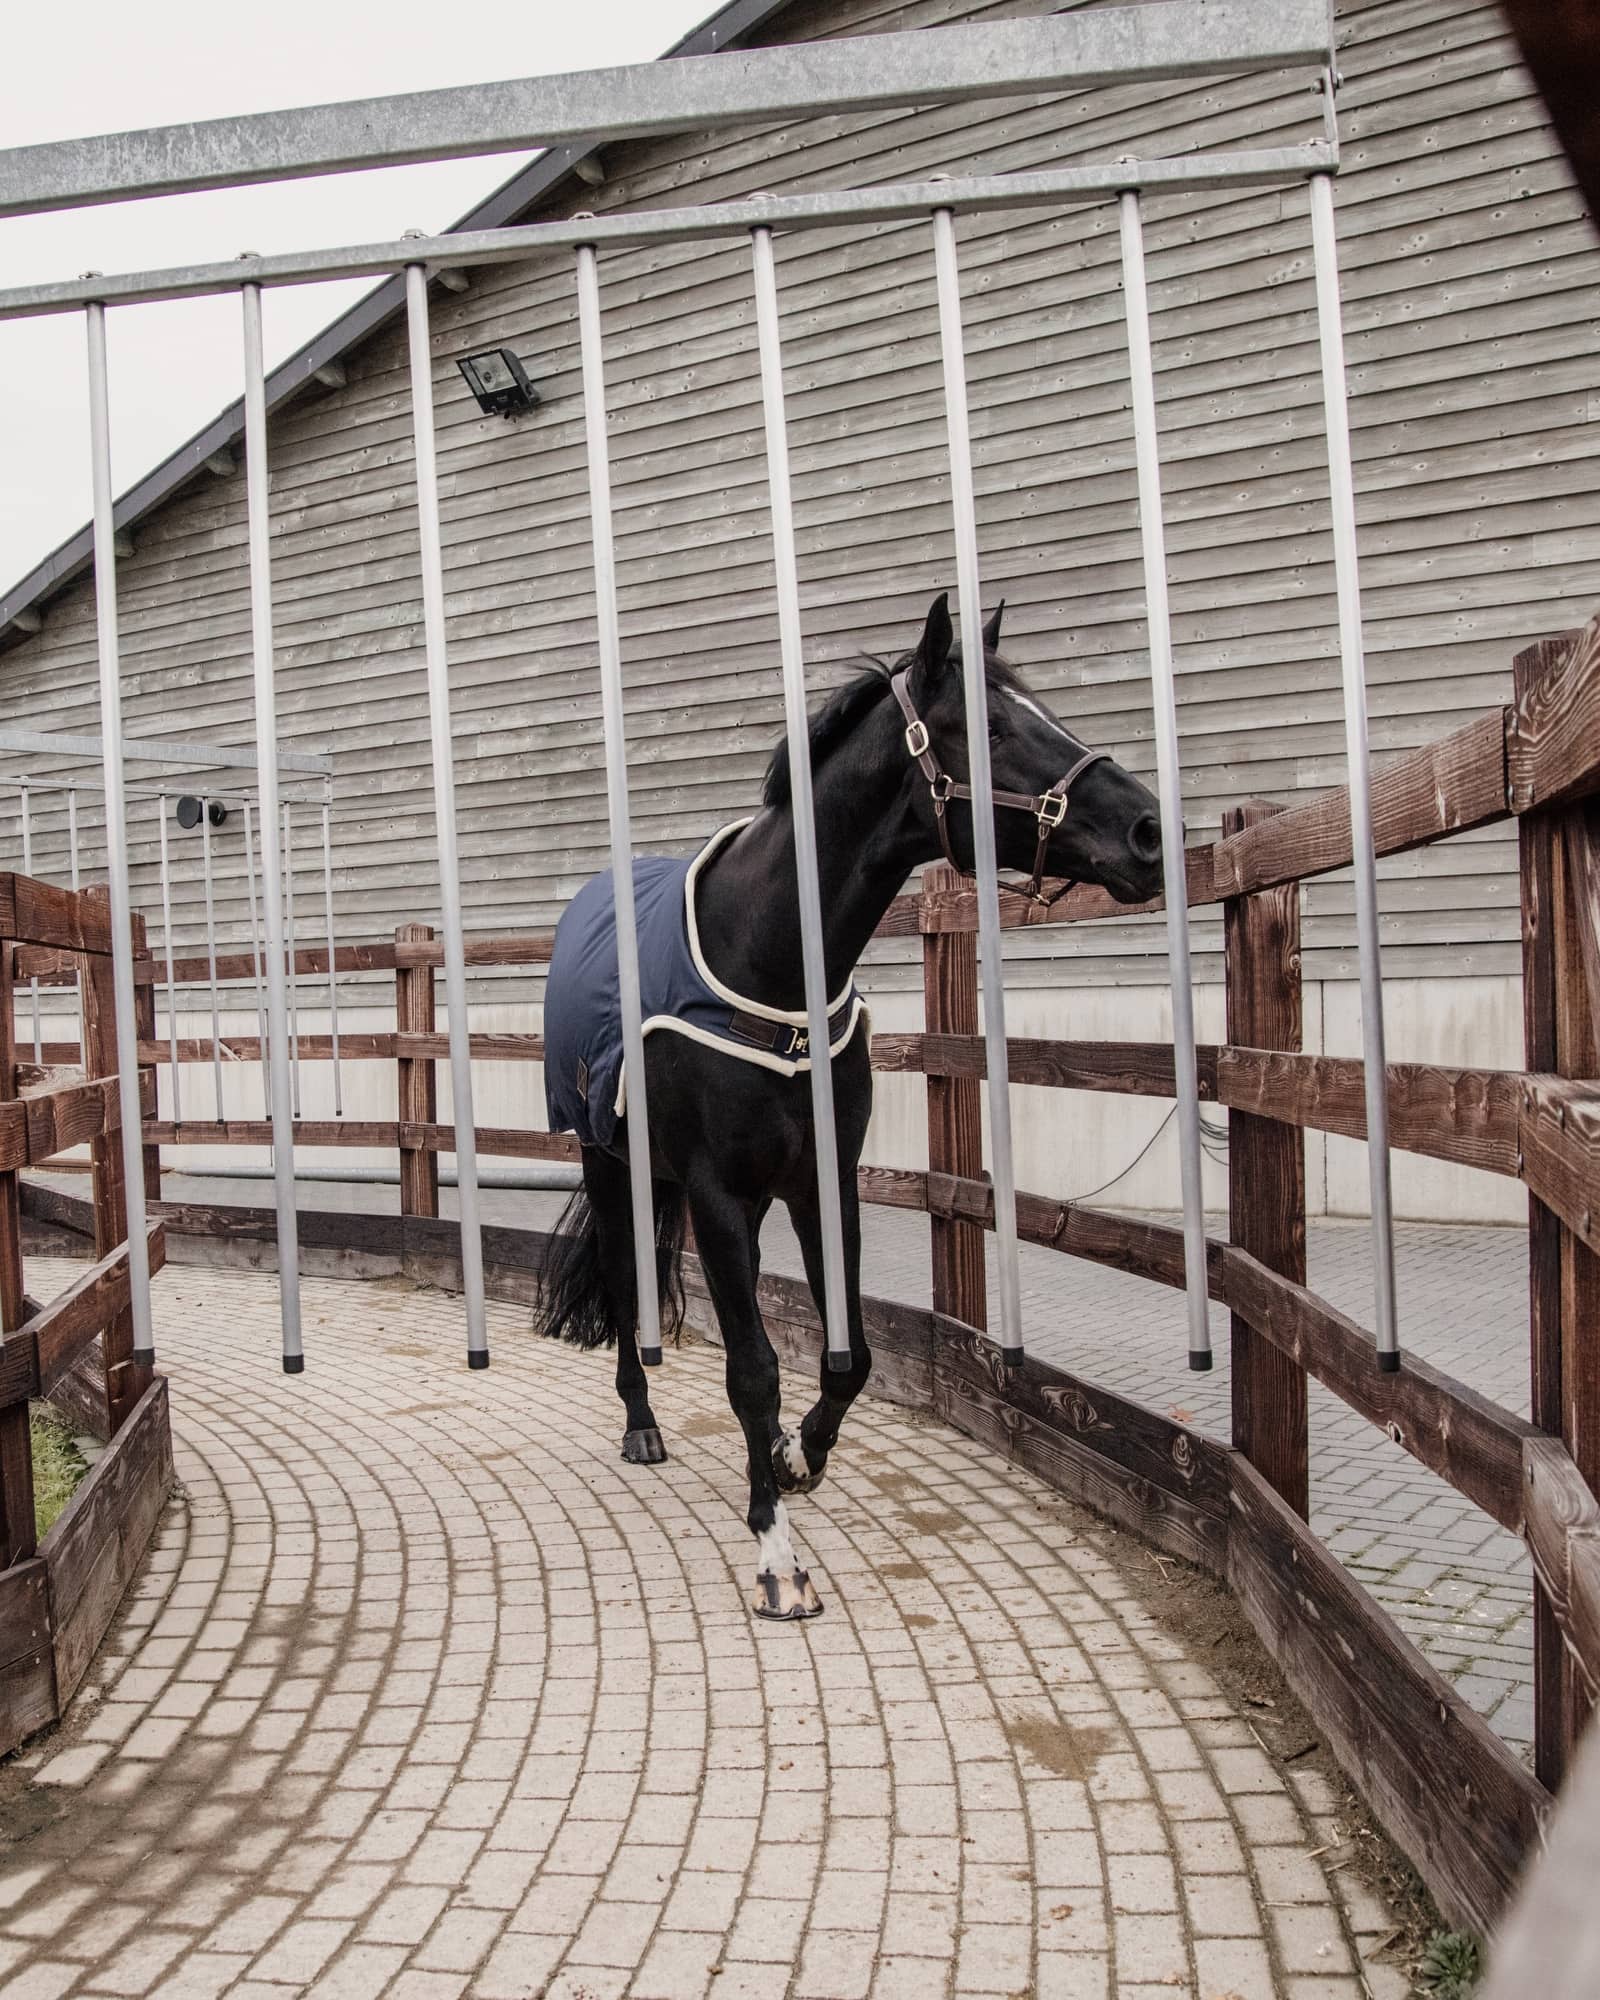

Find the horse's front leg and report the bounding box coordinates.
[687,1180,822,1621]
[783,1167,871,1492]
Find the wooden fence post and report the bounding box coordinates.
[922,863,986,1331]
[0,945,37,1566]
[130,913,161,1207]
[396,924,439,1273]
[80,890,146,1436]
[1516,639,1600,1788]
[1223,801,1309,1519]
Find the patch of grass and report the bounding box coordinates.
[1416,1929,1482,1999]
[30,1404,88,1542]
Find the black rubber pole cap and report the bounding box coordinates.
[826,1350,854,1374]
[1189,1351,1214,1372]
[639,1347,663,1369]
[1378,1348,1401,1373]
[283,1353,305,1374]
[468,1350,490,1370]
[1003,1346,1025,1370]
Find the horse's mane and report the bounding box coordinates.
[761,644,1025,809]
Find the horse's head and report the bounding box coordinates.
[891,593,1164,906]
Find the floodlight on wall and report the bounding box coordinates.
[176,796,227,830]
[457,347,540,418]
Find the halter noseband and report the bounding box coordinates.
[889,669,1107,908]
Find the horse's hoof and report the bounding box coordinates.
[752,1568,823,1620]
[771,1432,825,1495]
[621,1427,668,1465]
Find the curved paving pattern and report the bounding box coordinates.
[0,1261,1408,2000]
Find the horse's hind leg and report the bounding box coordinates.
[688,1179,821,1620]
[582,1146,667,1466]
[783,1171,871,1492]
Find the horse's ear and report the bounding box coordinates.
[915,592,953,678]
[982,600,1005,652]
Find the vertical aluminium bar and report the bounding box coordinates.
[320,796,343,1118]
[1117,190,1212,1371]
[199,795,225,1116]
[1309,171,1399,1369]
[85,301,155,1366]
[155,794,183,1125]
[749,225,853,1374]
[18,786,41,1061]
[575,244,662,1365]
[67,789,80,891]
[281,800,302,1117]
[241,282,303,1372]
[930,206,1024,1366]
[404,261,489,1367]
[242,798,270,1119]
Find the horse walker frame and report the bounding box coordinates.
[0,0,1597,1966]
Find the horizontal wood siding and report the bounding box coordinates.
[0,0,1594,992]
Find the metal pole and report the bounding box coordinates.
[155,794,183,1125]
[404,260,489,1368]
[242,797,271,1120]
[575,243,662,1366]
[18,784,41,1062]
[1117,190,1212,1372]
[319,795,343,1118]
[281,799,302,1117]
[241,281,303,1372]
[1310,170,1399,1369]
[750,225,852,1374]
[69,786,83,1072]
[85,301,155,1366]
[199,794,225,1117]
[931,206,1025,1367]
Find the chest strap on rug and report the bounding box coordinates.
[725,997,854,1060]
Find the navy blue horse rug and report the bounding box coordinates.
[544,820,867,1153]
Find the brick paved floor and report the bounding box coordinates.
[0,1257,1410,2000]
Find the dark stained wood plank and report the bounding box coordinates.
[0,1560,56,1759]
[132,938,399,988]
[1224,800,1309,1520]
[26,1223,167,1400]
[393,932,555,970]
[1507,616,1600,813]
[1518,1076,1600,1250]
[0,873,115,954]
[0,939,34,1568]
[18,1076,122,1167]
[148,1119,409,1149]
[1521,1435,1600,1705]
[856,1165,931,1211]
[1216,1048,1523,1177]
[1212,710,1509,898]
[902,842,1218,936]
[877,1030,1219,1100]
[41,1377,173,1706]
[1227,1457,1547,1938]
[136,1032,398,1065]
[922,864,986,1333]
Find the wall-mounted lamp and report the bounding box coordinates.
[176,796,227,830]
[457,348,541,418]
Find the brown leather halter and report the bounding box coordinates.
[889,668,1108,907]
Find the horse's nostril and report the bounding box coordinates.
[1129,813,1162,865]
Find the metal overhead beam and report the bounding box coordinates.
[0,726,333,776]
[0,146,1337,321]
[0,0,1332,217]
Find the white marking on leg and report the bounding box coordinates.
[756,1501,798,1578]
[779,1432,810,1483]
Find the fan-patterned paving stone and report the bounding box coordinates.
[0,1259,1409,1999]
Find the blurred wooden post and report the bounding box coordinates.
[0,945,37,1566]
[922,864,986,1331]
[1516,638,1600,1789]
[1224,800,1309,1519]
[80,887,147,1436]
[130,913,161,1206]
[395,924,439,1263]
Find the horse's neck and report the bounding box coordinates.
[691,720,924,1010]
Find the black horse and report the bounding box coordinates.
[538,593,1162,1618]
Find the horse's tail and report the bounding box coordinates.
[537,1180,689,1349]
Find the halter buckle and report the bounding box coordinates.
[930,773,957,807]
[1037,790,1069,829]
[904,719,930,759]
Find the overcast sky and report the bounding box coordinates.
[0,0,718,593]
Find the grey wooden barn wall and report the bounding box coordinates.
[0,0,1595,1000]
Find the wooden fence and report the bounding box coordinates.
[9,616,1600,1939]
[0,875,171,1754]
